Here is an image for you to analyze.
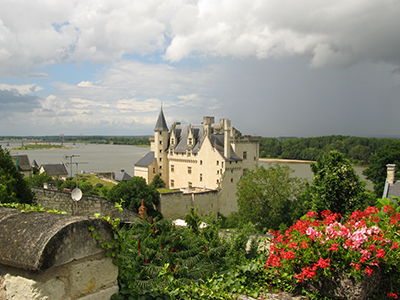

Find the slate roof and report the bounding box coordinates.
[11,155,31,172]
[154,108,169,131]
[41,163,68,176]
[383,181,400,201]
[115,171,132,181]
[135,151,156,167]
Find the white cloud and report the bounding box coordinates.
[1,0,400,76]
[0,84,43,94]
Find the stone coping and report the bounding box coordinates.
[0,207,113,271]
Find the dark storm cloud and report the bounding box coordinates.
[0,89,41,113]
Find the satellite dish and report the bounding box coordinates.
[71,188,82,201]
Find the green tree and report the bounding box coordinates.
[309,151,373,217]
[0,146,34,204]
[25,172,53,188]
[150,174,166,189]
[236,164,307,231]
[107,176,161,217]
[363,140,400,197]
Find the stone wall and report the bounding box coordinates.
[32,187,139,221]
[0,207,119,299]
[159,190,220,219]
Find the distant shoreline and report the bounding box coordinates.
[259,158,315,164]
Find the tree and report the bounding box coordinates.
[107,176,161,217]
[236,164,307,231]
[25,172,53,188]
[0,146,34,204]
[363,140,400,197]
[150,174,166,189]
[309,151,373,217]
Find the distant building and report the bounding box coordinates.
[382,164,400,200]
[11,155,32,178]
[115,170,132,181]
[134,109,261,217]
[39,163,69,180]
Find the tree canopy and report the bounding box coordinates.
[363,140,400,197]
[107,176,161,217]
[236,164,307,231]
[0,146,34,204]
[309,151,373,217]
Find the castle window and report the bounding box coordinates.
[159,166,162,169]
[200,173,203,182]
[159,131,162,135]
[217,170,219,175]
[200,160,203,165]
[216,160,219,166]
[188,138,193,145]
[222,162,224,168]
[171,180,174,188]
[159,158,162,162]
[231,178,233,183]
[153,168,155,174]
[159,150,162,153]
[188,166,192,174]
[231,169,233,173]
[171,165,174,172]
[188,182,192,187]
[217,179,219,184]
[254,157,256,161]
[159,141,162,145]
[171,138,175,144]
[243,151,247,159]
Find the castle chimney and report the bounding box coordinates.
[224,119,231,159]
[203,116,214,138]
[387,164,396,184]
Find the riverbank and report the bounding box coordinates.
[259,158,315,163]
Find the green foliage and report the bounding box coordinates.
[150,174,166,189]
[0,146,34,204]
[236,164,307,231]
[363,140,400,196]
[259,135,395,163]
[107,176,161,217]
[25,172,53,188]
[309,151,374,217]
[0,202,67,214]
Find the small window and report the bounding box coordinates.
[254,156,256,161]
[231,178,233,183]
[200,173,203,182]
[216,161,219,166]
[171,180,174,188]
[171,165,175,172]
[159,158,162,162]
[243,151,247,159]
[222,162,224,168]
[159,141,162,145]
[159,150,162,153]
[187,152,191,157]
[153,168,155,174]
[231,169,233,173]
[200,160,203,165]
[188,166,192,174]
[188,138,193,145]
[217,179,219,184]
[217,170,219,175]
[171,138,175,144]
[159,166,162,169]
[188,182,192,187]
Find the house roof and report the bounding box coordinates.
[383,181,400,201]
[135,151,155,167]
[11,155,31,172]
[154,108,169,131]
[115,171,132,181]
[41,163,68,176]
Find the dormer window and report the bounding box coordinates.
[188,138,193,145]
[171,138,175,144]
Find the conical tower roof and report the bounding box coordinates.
[154,108,168,131]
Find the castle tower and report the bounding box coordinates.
[154,108,169,185]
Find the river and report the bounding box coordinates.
[1,141,370,188]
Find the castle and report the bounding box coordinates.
[134,109,261,216]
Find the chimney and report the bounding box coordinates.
[203,116,214,138]
[224,119,231,159]
[387,164,396,184]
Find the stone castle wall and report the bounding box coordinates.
[31,187,139,221]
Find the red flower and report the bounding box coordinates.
[365,266,373,276]
[171,248,174,252]
[388,293,398,299]
[300,241,308,249]
[329,243,339,251]
[376,248,385,259]
[161,245,163,250]
[145,258,148,264]
[150,217,154,224]
[315,257,331,269]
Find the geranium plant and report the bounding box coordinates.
[266,205,400,299]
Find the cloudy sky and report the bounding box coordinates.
[1,0,400,138]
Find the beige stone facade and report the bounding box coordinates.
[134,110,261,217]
